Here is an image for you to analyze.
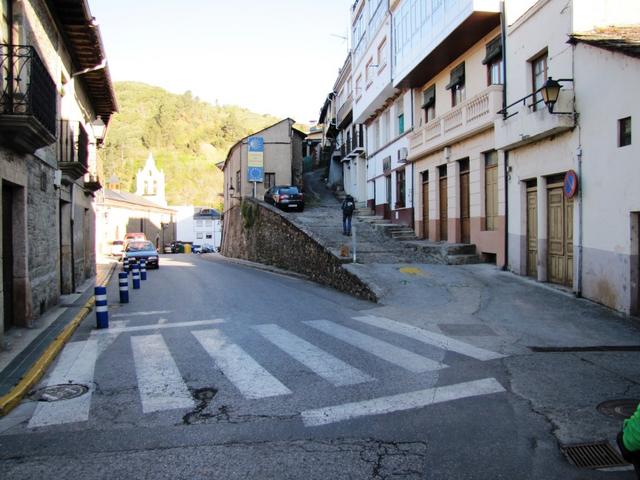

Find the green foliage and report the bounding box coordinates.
[241,200,259,229]
[100,82,281,207]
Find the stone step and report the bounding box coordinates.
[446,254,481,265]
[391,231,417,240]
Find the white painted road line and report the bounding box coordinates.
[92,319,225,335]
[302,377,506,427]
[111,310,173,318]
[254,324,374,387]
[131,334,194,413]
[352,316,505,361]
[29,340,99,428]
[305,320,448,373]
[192,329,291,399]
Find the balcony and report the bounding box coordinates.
[409,85,502,160]
[341,124,366,161]
[337,93,353,129]
[0,45,57,153]
[58,119,89,182]
[494,89,576,151]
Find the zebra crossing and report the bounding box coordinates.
[22,315,507,429]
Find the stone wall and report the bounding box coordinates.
[221,198,378,302]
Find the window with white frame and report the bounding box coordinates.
[531,51,548,110]
[446,62,465,107]
[422,85,436,123]
[372,119,380,151]
[381,110,390,145]
[483,36,503,86]
[396,98,404,136]
[355,74,363,100]
[377,38,388,72]
[365,58,373,87]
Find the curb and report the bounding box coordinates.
[0,262,117,416]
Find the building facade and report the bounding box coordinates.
[219,118,305,213]
[0,0,116,336]
[175,206,222,248]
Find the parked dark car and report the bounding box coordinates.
[122,240,159,269]
[264,185,304,212]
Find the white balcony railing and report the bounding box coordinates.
[409,85,502,158]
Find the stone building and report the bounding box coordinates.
[0,0,116,337]
[219,118,306,213]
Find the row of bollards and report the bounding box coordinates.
[95,259,150,329]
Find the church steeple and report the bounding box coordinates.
[135,152,167,206]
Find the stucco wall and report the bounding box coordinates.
[221,198,377,302]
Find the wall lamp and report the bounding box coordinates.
[540,77,574,114]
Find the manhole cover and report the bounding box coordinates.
[597,399,639,419]
[561,442,627,469]
[30,384,89,402]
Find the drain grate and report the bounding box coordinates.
[29,384,89,402]
[561,442,628,469]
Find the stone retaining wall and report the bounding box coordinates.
[221,198,378,302]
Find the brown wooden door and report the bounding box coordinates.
[460,169,470,244]
[526,188,537,278]
[439,176,448,241]
[547,185,573,287]
[422,180,429,239]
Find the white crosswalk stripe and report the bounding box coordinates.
[304,320,447,373]
[192,329,291,399]
[131,334,194,413]
[29,340,99,428]
[352,315,505,361]
[253,324,374,387]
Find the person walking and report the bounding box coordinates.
[618,403,640,478]
[341,194,355,236]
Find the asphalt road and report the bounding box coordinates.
[0,254,634,479]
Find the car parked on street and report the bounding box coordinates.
[121,240,160,269]
[264,185,304,212]
[110,240,124,257]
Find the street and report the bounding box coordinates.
[0,254,637,479]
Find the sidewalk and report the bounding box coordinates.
[0,258,117,415]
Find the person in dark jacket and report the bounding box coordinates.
[341,195,355,236]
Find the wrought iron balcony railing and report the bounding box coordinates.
[0,44,57,152]
[58,119,89,181]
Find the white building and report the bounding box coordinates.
[175,206,222,248]
[495,0,640,312]
[136,152,167,207]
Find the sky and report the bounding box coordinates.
[90,0,354,124]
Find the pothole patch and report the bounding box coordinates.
[597,399,639,419]
[29,384,89,402]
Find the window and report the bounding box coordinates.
[372,119,380,151]
[381,110,390,145]
[619,117,632,147]
[377,38,388,72]
[196,232,203,239]
[396,169,406,208]
[264,172,276,189]
[484,151,499,231]
[483,36,503,86]
[1,0,9,44]
[531,52,548,109]
[422,85,436,123]
[206,234,212,239]
[196,220,203,227]
[355,75,363,99]
[365,58,373,87]
[446,62,465,107]
[396,98,404,136]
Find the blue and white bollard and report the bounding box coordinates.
[95,286,109,329]
[132,265,141,290]
[123,257,129,272]
[118,272,129,303]
[140,260,147,281]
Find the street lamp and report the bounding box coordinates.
[92,116,106,143]
[540,77,562,113]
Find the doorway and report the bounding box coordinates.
[439,165,448,241]
[421,171,429,239]
[2,182,14,331]
[547,180,573,287]
[459,159,470,244]
[526,180,537,278]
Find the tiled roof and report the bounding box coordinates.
[570,25,640,58]
[103,189,175,211]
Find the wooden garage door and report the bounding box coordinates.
[547,185,573,287]
[422,177,429,239]
[526,186,537,278]
[460,161,470,244]
[439,172,448,242]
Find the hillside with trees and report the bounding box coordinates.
[99,81,284,208]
